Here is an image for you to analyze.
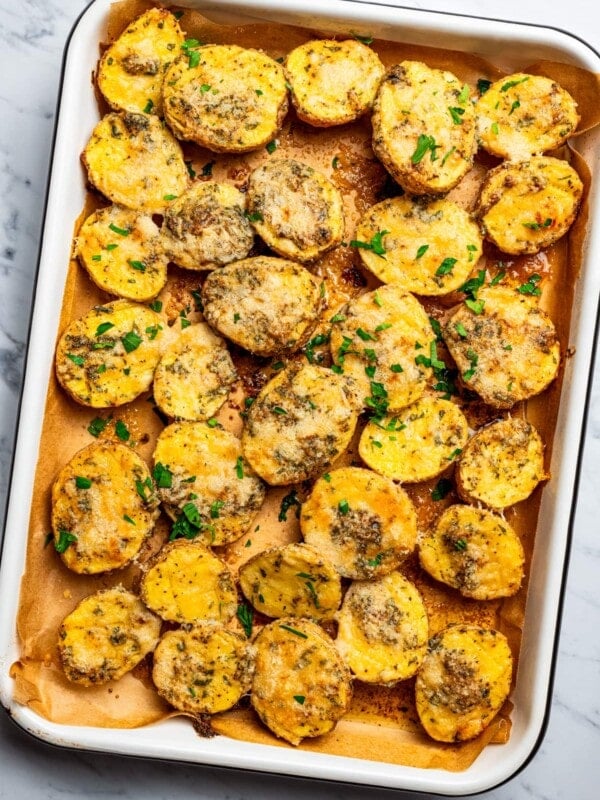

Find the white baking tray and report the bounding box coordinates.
[1,0,600,794]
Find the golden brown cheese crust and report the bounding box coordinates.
[163,44,288,153]
[419,504,525,600]
[246,159,344,263]
[300,467,418,579]
[335,572,429,685]
[82,112,188,213]
[372,61,476,195]
[415,624,513,742]
[251,617,352,745]
[55,300,165,408]
[201,256,323,357]
[241,364,358,485]
[58,586,161,686]
[475,157,583,255]
[443,286,560,409]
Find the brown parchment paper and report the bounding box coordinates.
[11,0,600,773]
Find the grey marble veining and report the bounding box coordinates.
[1,1,599,798]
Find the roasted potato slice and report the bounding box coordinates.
[161,181,254,270]
[419,505,525,600]
[153,422,265,546]
[300,467,418,579]
[141,539,237,624]
[239,542,342,620]
[476,73,579,160]
[456,417,548,509]
[359,396,469,483]
[335,571,428,685]
[153,323,237,421]
[246,159,344,263]
[443,286,560,409]
[241,363,358,485]
[372,61,476,194]
[415,624,513,742]
[51,441,159,574]
[201,256,323,357]
[97,7,184,115]
[152,624,255,714]
[163,44,288,152]
[55,300,164,407]
[285,39,385,127]
[58,586,161,686]
[354,197,482,295]
[475,157,583,255]
[82,112,188,213]
[251,617,352,745]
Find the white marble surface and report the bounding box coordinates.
[1,1,599,798]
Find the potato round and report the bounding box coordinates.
[163,44,288,153]
[141,539,237,624]
[246,159,344,263]
[51,442,159,574]
[456,417,547,509]
[239,542,342,620]
[161,181,254,270]
[359,396,469,483]
[251,617,352,745]
[354,197,482,295]
[372,61,476,195]
[55,300,165,407]
[201,256,323,357]
[153,422,265,546]
[241,364,358,485]
[443,286,560,409]
[335,572,428,685]
[476,73,579,160]
[476,157,583,255]
[300,467,418,579]
[415,624,513,742]
[58,586,161,686]
[152,625,254,714]
[285,39,384,126]
[82,112,188,213]
[419,505,525,600]
[153,323,237,421]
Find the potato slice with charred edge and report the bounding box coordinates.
[456,417,548,509]
[300,467,418,579]
[372,61,476,195]
[161,181,254,270]
[476,73,579,161]
[202,256,323,357]
[335,571,428,685]
[152,624,255,714]
[51,441,159,574]
[443,286,560,409]
[153,323,237,422]
[415,624,513,742]
[419,505,525,600]
[163,44,288,153]
[239,542,342,620]
[241,363,358,485]
[359,396,469,483]
[246,159,344,263]
[140,539,237,624]
[153,422,265,546]
[97,7,184,116]
[82,112,188,213]
[251,617,352,746]
[58,586,161,686]
[55,299,165,408]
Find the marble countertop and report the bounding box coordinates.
[1,1,599,798]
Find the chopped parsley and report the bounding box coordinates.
[143,99,154,114]
[202,160,215,177]
[278,489,301,522]
[477,78,492,94]
[123,514,136,525]
[210,499,225,519]
[431,478,453,501]
[491,122,499,135]
[304,332,330,364]
[351,31,374,45]
[115,420,130,441]
[332,155,340,169]
[55,530,77,553]
[185,160,196,179]
[149,300,163,312]
[454,538,468,551]
[75,476,91,490]
[436,257,457,277]
[411,134,440,164]
[67,353,85,366]
[367,553,383,567]
[145,324,162,340]
[153,462,173,488]
[87,416,109,437]
[235,456,244,479]
[448,106,465,124]
[245,211,263,223]
[121,330,143,353]
[236,604,253,638]
[338,499,350,515]
[523,218,553,230]
[500,76,529,92]
[349,229,388,258]
[373,290,383,307]
[517,273,542,296]
[266,139,279,154]
[416,244,429,260]
[108,223,129,236]
[356,328,376,342]
[490,270,506,286]
[279,624,308,639]
[455,322,468,338]
[462,348,479,381]
[272,406,287,415]
[509,99,521,115]
[458,84,469,104]
[95,322,114,337]
[293,695,306,704]
[390,363,403,373]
